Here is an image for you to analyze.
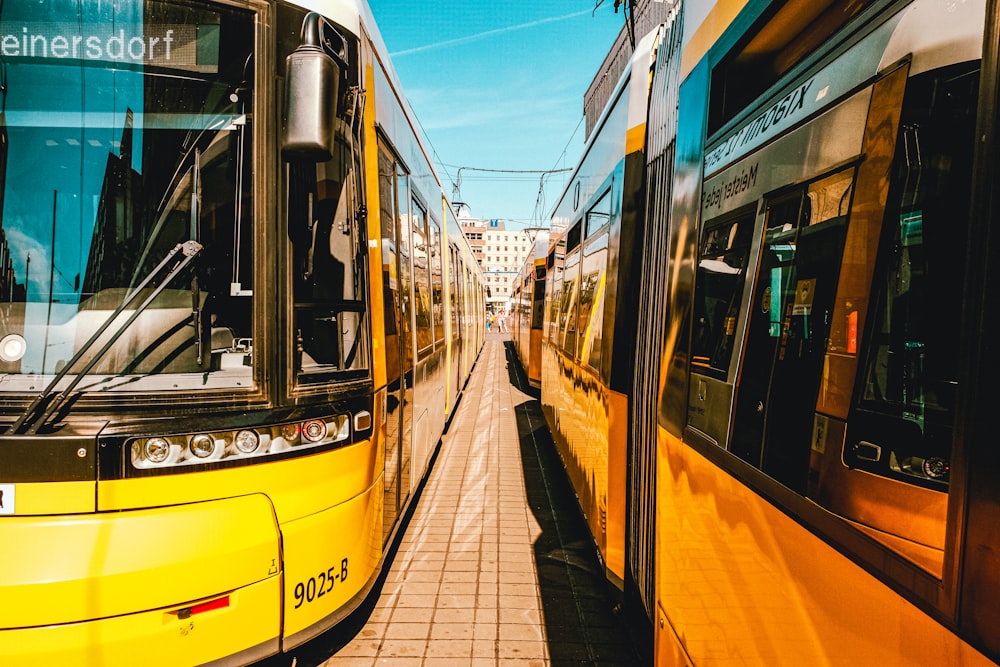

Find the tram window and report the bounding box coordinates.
[411,199,434,357]
[449,247,460,338]
[757,173,853,343]
[580,237,608,370]
[378,146,398,339]
[804,171,853,229]
[0,1,257,390]
[283,6,369,383]
[586,189,612,238]
[690,212,755,379]
[578,271,602,369]
[466,266,475,329]
[566,220,582,253]
[548,282,561,342]
[430,218,445,344]
[287,148,369,381]
[848,64,979,491]
[729,170,853,483]
[560,253,580,357]
[531,278,546,330]
[547,244,564,343]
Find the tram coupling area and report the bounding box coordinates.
[282,331,642,666]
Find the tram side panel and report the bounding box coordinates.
[369,46,480,511]
[527,236,545,385]
[445,241,461,412]
[515,232,549,389]
[446,205,483,405]
[543,182,622,579]
[409,212,447,485]
[510,264,526,368]
[653,0,998,663]
[527,273,545,386]
[541,32,659,584]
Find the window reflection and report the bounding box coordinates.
[430,217,444,344]
[287,144,369,381]
[411,198,432,357]
[0,1,255,391]
[849,64,979,490]
[691,213,754,378]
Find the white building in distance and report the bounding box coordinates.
[458,210,542,311]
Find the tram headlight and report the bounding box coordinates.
[302,419,327,443]
[144,437,172,463]
[0,334,26,362]
[281,423,301,442]
[189,434,216,459]
[269,423,301,452]
[233,429,260,454]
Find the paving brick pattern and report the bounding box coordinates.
[311,333,641,666]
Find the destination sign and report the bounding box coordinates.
[703,12,903,176]
[704,80,815,174]
[0,22,219,73]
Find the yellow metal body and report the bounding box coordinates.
[3,579,279,667]
[653,425,994,666]
[0,435,383,665]
[281,477,383,644]
[8,480,94,515]
[541,345,616,580]
[1,493,281,666]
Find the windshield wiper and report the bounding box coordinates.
[7,240,203,435]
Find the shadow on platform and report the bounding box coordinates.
[503,341,641,665]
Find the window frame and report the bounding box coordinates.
[410,195,434,360]
[280,3,371,392]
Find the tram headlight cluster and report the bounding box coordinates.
[0,333,27,362]
[143,437,181,465]
[130,414,354,469]
[189,434,217,459]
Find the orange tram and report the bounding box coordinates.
[0,0,484,664]
[512,0,1000,663]
[510,230,549,389]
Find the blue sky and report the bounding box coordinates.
[367,1,625,227]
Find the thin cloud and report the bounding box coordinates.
[391,9,593,57]
[407,78,580,131]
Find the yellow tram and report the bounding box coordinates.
[0,1,484,664]
[510,230,549,389]
[517,0,1000,663]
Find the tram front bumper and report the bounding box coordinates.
[0,493,282,666]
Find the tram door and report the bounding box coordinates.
[377,143,413,545]
[732,171,852,493]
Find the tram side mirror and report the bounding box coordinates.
[281,12,349,162]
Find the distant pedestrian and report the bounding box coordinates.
[486,313,492,331]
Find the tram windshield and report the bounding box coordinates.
[0,1,256,393]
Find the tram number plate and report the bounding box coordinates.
[0,484,14,515]
[293,558,349,608]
